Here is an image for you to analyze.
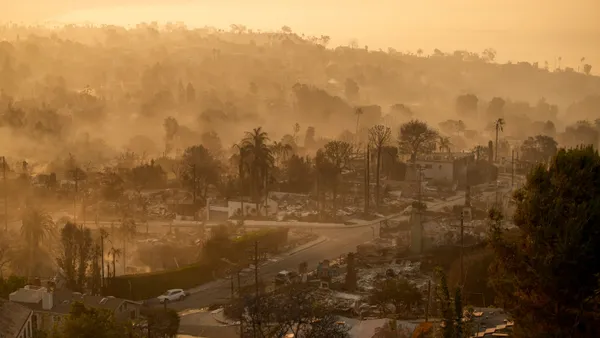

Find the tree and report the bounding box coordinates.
[129,162,167,191]
[163,116,179,156]
[494,118,505,162]
[21,205,54,276]
[583,64,592,75]
[455,94,478,117]
[369,277,422,315]
[439,120,465,136]
[489,147,600,337]
[283,155,314,193]
[108,247,121,279]
[520,135,558,163]
[304,126,316,149]
[345,252,357,291]
[487,141,494,163]
[487,97,505,119]
[320,141,353,216]
[368,125,392,208]
[57,222,93,292]
[482,48,497,62]
[561,120,598,149]
[242,127,274,205]
[398,120,438,162]
[186,82,196,102]
[236,284,350,338]
[438,136,452,155]
[57,302,133,338]
[0,235,11,278]
[345,78,359,103]
[271,141,293,167]
[200,130,223,156]
[180,145,220,205]
[435,268,466,338]
[0,275,27,298]
[146,307,180,337]
[99,168,125,202]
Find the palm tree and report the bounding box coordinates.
[368,125,392,209]
[494,118,505,162]
[270,141,293,167]
[99,228,109,286]
[242,127,274,210]
[21,205,54,276]
[438,136,452,158]
[108,247,121,278]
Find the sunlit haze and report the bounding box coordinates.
[2,0,599,68]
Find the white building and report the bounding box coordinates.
[408,152,474,184]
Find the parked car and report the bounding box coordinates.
[157,289,187,303]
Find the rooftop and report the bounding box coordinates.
[10,287,140,315]
[0,297,32,338]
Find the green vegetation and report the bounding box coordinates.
[53,302,135,338]
[489,146,600,336]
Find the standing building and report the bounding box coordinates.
[8,286,142,333]
[0,297,34,338]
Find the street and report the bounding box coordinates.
[164,189,492,311]
[166,225,374,311]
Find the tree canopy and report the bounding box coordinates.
[490,146,600,337]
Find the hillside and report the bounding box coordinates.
[0,23,599,165]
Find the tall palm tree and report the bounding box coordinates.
[271,141,293,167]
[438,136,453,158]
[242,127,274,210]
[108,247,121,278]
[232,143,253,218]
[21,205,54,276]
[99,228,109,286]
[494,118,505,162]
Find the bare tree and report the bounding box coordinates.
[319,141,354,217]
[368,125,392,208]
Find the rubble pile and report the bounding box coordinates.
[355,261,427,292]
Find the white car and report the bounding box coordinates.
[157,289,187,303]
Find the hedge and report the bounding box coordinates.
[106,227,289,300]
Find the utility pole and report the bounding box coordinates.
[511,150,515,188]
[100,232,105,291]
[425,279,431,322]
[238,269,243,338]
[460,211,465,287]
[364,146,370,213]
[192,164,197,221]
[417,164,424,253]
[2,156,7,232]
[253,240,259,338]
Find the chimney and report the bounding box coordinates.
[42,290,53,310]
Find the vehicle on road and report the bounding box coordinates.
[157,289,187,303]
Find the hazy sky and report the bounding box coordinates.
[2,0,600,69]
